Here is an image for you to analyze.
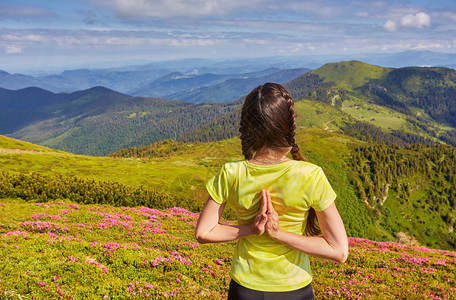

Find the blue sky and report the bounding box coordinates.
[1,0,456,73]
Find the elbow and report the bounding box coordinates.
[335,248,349,263]
[194,231,209,244]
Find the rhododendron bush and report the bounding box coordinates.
[1,200,455,299]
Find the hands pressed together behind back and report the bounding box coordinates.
[252,189,281,238]
[196,188,348,262]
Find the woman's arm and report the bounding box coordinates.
[195,196,268,244]
[263,190,348,263]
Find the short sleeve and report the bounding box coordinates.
[308,167,337,212]
[206,164,230,204]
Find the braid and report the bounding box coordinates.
[239,87,264,160]
[284,92,306,161]
[239,118,256,160]
[284,90,320,236]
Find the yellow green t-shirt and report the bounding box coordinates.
[206,159,336,292]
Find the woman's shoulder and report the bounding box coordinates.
[287,160,327,180]
[220,160,323,175]
[291,160,322,171]
[222,160,246,170]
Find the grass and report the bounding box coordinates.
[341,100,406,131]
[0,199,455,299]
[0,136,61,153]
[294,100,350,130]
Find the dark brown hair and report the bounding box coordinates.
[239,82,320,236]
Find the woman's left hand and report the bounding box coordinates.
[262,189,281,238]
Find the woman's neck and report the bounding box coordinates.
[250,145,292,165]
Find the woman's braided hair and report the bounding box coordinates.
[239,82,320,236]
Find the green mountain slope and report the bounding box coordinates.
[284,61,456,146]
[2,127,456,250]
[5,88,239,155]
[310,60,391,90]
[0,135,61,153]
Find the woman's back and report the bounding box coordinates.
[206,159,336,291]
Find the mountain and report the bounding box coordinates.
[166,68,310,103]
[0,87,65,134]
[283,61,456,146]
[0,68,172,93]
[358,50,456,68]
[0,86,129,135]
[0,86,241,155]
[3,51,456,94]
[130,72,242,98]
[0,70,45,90]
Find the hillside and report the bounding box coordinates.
[3,122,456,251]
[0,135,62,153]
[1,130,456,297]
[109,128,456,251]
[284,61,456,146]
[0,87,240,155]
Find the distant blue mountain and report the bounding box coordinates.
[129,68,286,99]
[165,68,310,103]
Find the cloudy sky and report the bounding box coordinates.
[1,0,456,73]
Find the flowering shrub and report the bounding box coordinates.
[1,199,455,299]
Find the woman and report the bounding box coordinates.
[195,83,348,299]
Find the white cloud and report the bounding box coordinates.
[400,12,431,29]
[384,20,398,32]
[5,45,22,54]
[384,12,431,32]
[3,34,45,42]
[91,0,258,18]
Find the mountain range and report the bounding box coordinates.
[2,50,456,95]
[1,60,456,156]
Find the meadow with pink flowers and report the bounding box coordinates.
[1,199,455,299]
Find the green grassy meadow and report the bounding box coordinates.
[1,132,456,299]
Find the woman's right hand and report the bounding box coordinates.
[251,190,268,235]
[262,189,281,238]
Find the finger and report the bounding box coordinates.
[259,214,268,225]
[260,189,268,214]
[265,190,274,212]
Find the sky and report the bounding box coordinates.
[1,0,456,73]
